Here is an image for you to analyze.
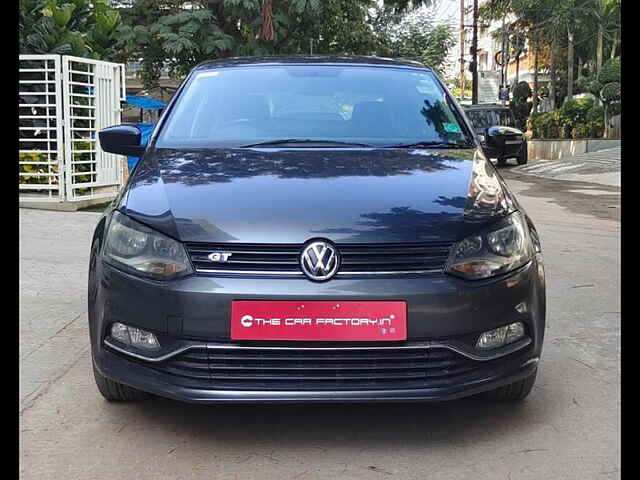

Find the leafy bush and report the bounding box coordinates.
[571,124,590,139]
[510,81,532,130]
[19,151,58,185]
[574,77,591,95]
[530,112,563,139]
[561,97,594,125]
[530,102,606,139]
[601,82,621,103]
[599,58,621,85]
[512,81,532,100]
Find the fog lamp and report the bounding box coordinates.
[110,322,160,350]
[476,322,525,350]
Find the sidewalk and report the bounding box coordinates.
[512,147,621,187]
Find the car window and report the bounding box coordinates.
[496,109,515,127]
[155,65,472,148]
[465,109,494,130]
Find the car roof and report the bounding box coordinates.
[195,55,429,71]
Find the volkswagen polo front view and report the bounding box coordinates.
[89,56,545,404]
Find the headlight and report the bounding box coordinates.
[445,211,532,280]
[464,152,514,218]
[103,211,193,280]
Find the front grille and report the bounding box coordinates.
[153,344,492,391]
[186,242,453,278]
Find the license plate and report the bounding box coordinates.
[231,301,407,341]
[505,140,522,144]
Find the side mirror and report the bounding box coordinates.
[98,125,146,157]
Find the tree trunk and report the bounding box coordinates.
[549,37,556,110]
[610,29,618,58]
[597,22,604,75]
[577,56,582,80]
[567,28,574,100]
[532,33,539,113]
[515,54,519,85]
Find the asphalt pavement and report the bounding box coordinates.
[19,162,620,480]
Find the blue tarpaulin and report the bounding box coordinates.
[127,123,155,172]
[125,95,166,110]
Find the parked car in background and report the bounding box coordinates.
[464,104,528,167]
[91,56,545,405]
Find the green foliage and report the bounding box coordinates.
[601,82,620,102]
[510,81,532,130]
[585,104,604,137]
[571,123,590,139]
[19,0,123,60]
[382,0,434,13]
[574,76,592,95]
[561,97,594,124]
[529,112,557,139]
[19,152,57,186]
[561,96,594,138]
[512,81,531,102]
[153,9,234,78]
[370,6,455,75]
[530,99,606,139]
[115,0,451,88]
[598,57,620,85]
[481,0,620,108]
[586,104,604,123]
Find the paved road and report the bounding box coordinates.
[504,147,621,187]
[19,168,620,479]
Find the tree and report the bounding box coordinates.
[19,0,123,60]
[371,6,455,74]
[115,0,444,89]
[597,57,620,137]
[481,0,551,114]
[117,0,383,88]
[511,81,532,130]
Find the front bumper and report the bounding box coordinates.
[90,256,545,403]
[94,343,539,403]
[483,141,525,159]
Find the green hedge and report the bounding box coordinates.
[529,99,604,139]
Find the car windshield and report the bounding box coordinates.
[155,65,473,148]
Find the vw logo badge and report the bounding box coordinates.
[300,240,341,281]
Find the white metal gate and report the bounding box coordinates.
[19,54,126,203]
[19,55,65,202]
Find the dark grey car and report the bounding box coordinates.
[89,56,545,404]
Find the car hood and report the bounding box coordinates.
[119,147,503,244]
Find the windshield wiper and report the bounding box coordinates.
[385,141,474,149]
[239,139,373,148]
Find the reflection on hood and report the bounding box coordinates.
[120,147,510,244]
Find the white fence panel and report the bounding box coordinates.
[19,55,64,202]
[62,56,126,202]
[19,54,126,204]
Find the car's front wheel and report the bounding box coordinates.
[481,368,537,401]
[89,238,147,402]
[93,362,148,402]
[517,145,528,165]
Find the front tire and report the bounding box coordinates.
[497,157,508,167]
[93,362,148,402]
[482,368,537,401]
[89,238,147,402]
[517,145,528,165]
